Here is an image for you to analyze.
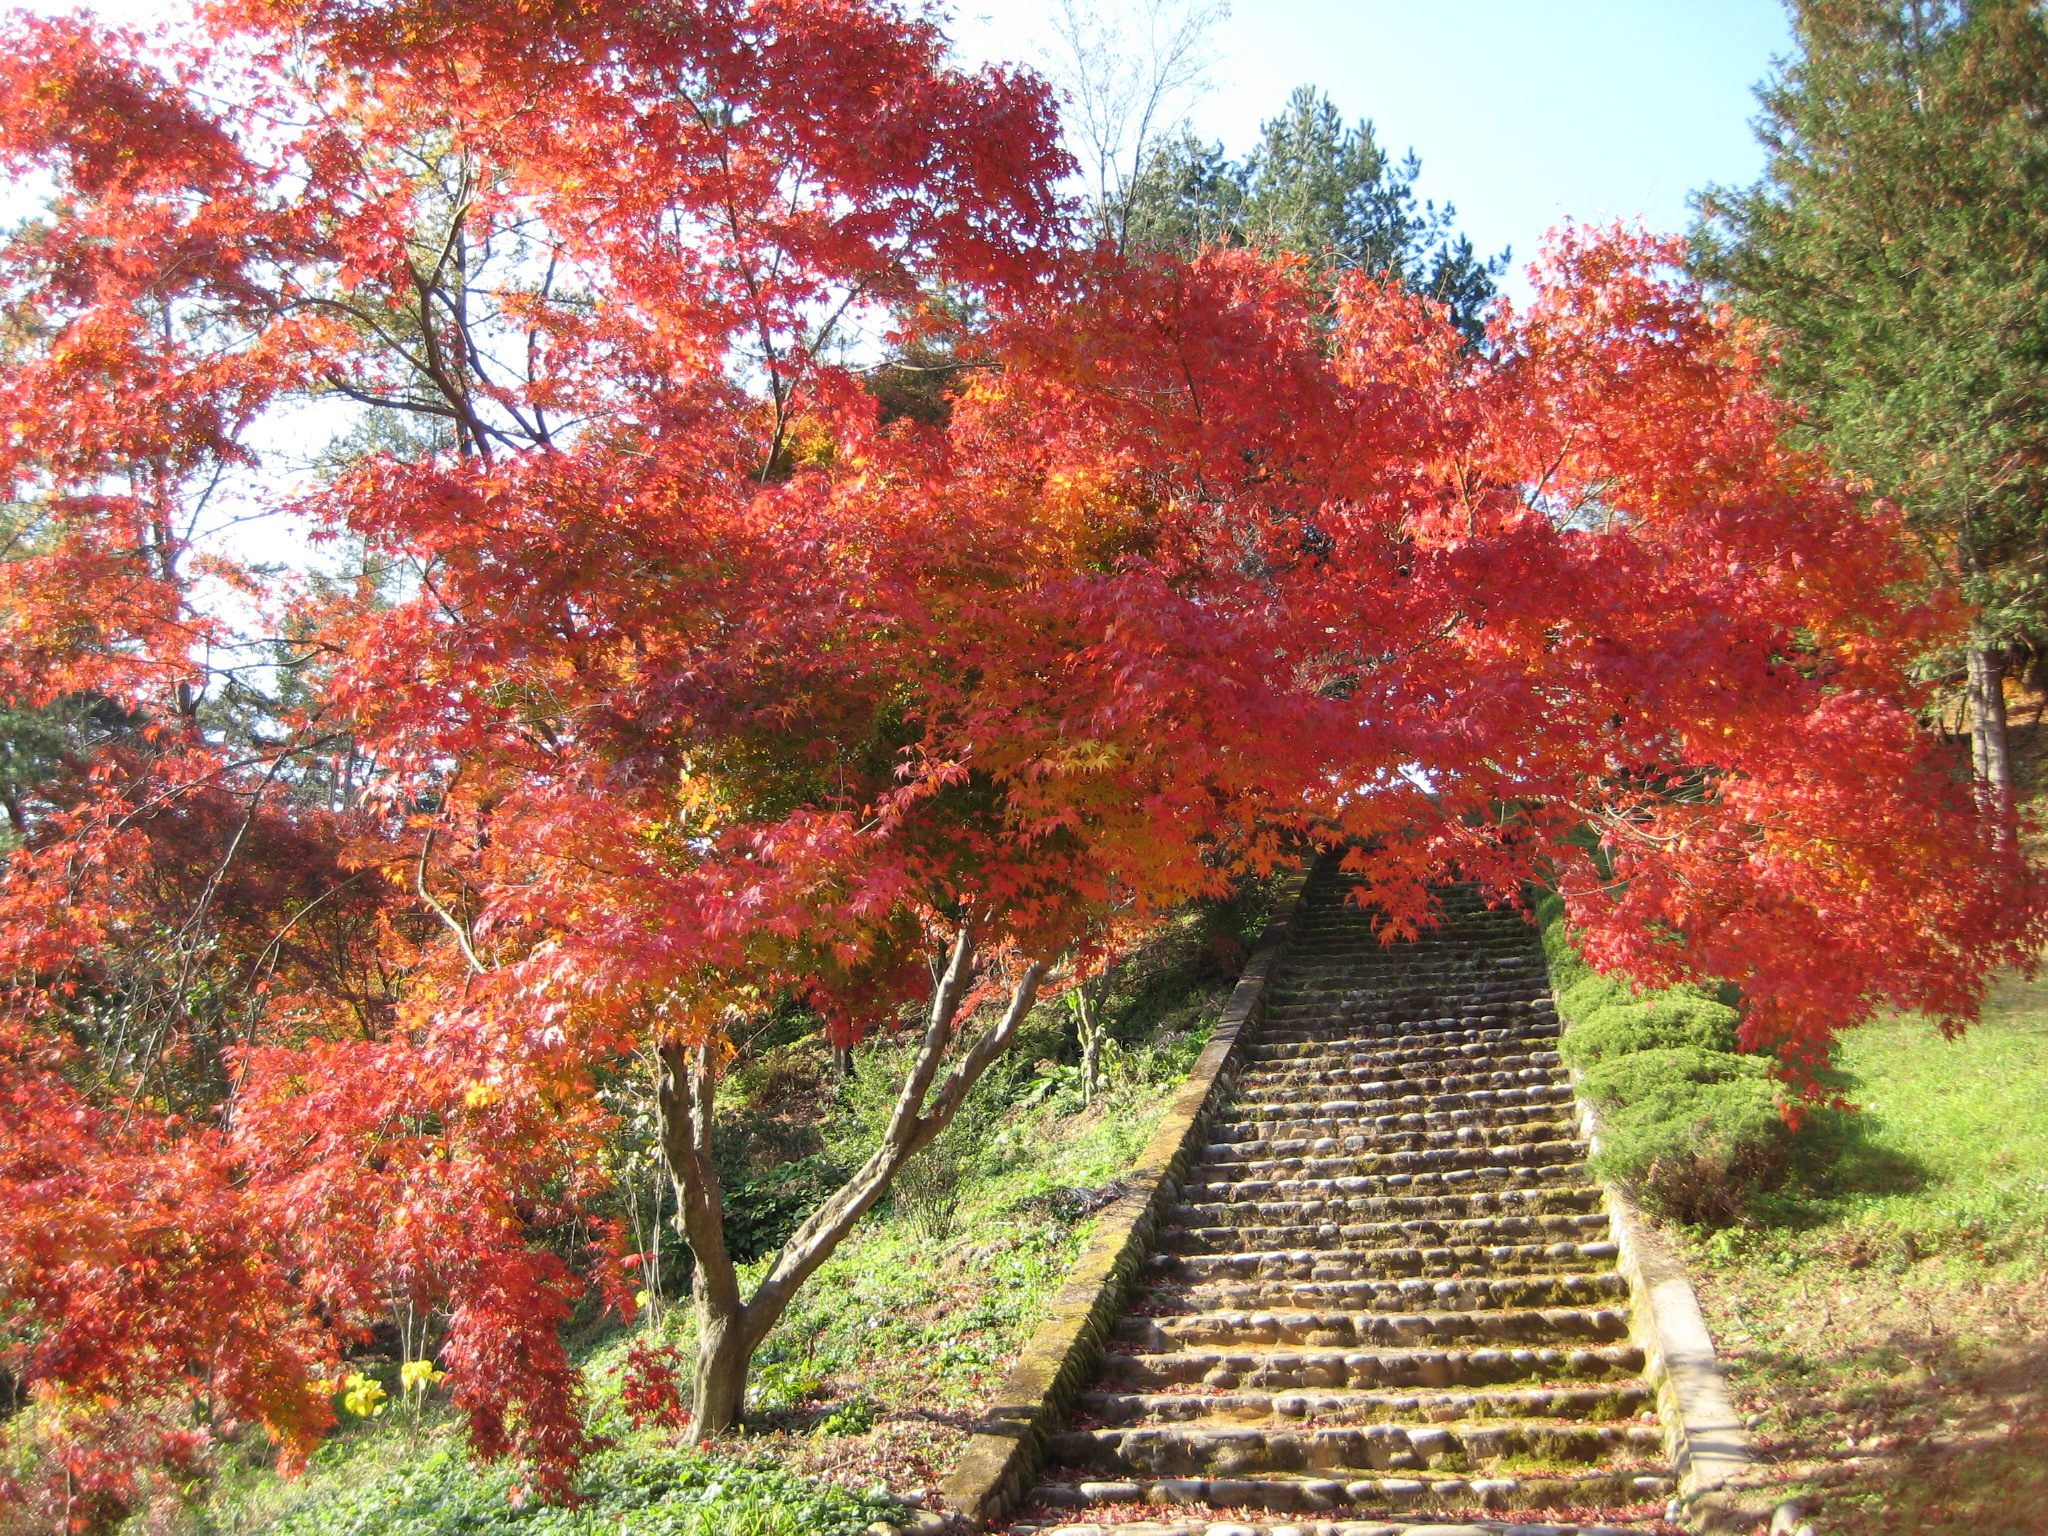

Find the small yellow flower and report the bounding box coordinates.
[342,1371,388,1418]
[399,1359,446,1394]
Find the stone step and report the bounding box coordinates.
[1260,990,1549,1006]
[1242,1047,1564,1073]
[1249,1028,1555,1060]
[1242,1059,1563,1086]
[1074,1381,1653,1428]
[1142,1269,1625,1316]
[1236,1056,1556,1081]
[1170,1183,1601,1219]
[1048,1416,1667,1478]
[1191,1124,1581,1165]
[1191,1142,1588,1182]
[1025,1467,1673,1518]
[1232,1076,1573,1104]
[1160,1207,1608,1252]
[1098,1340,1646,1392]
[1146,1238,1621,1282]
[1231,1080,1574,1111]
[1252,1024,1559,1045]
[1169,1182,1599,1229]
[1114,1304,1631,1353]
[1218,1092,1571,1124]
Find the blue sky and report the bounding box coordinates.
[955,0,1794,299]
[11,0,1795,295]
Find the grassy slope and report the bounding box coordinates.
[1674,709,2048,1536]
[1684,978,2048,1536]
[151,906,1257,1535]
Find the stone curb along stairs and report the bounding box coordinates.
[939,862,1320,1528]
[940,862,1758,1535]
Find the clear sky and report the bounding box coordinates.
[10,0,1795,295]
[954,0,1794,299]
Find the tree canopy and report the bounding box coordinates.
[1123,86,1507,338]
[0,0,2038,1523]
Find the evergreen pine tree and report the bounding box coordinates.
[1694,0,2048,829]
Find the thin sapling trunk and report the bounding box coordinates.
[1968,637,2016,848]
[1069,979,1104,1107]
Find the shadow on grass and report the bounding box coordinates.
[1740,1096,1935,1234]
[1746,1323,2048,1536]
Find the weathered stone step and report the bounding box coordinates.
[1260,1026,1547,1044]
[1171,1181,1600,1218]
[1074,1380,1653,1427]
[1236,1036,1556,1056]
[1253,978,1540,1003]
[1192,1143,1587,1185]
[1234,1073,1572,1102]
[1179,1160,1593,1200]
[1114,1303,1631,1354]
[1236,1056,1556,1073]
[1026,1466,1672,1517]
[1208,1114,1572,1150]
[1140,1270,1627,1317]
[1206,1114,1571,1148]
[1265,987,1546,1008]
[1243,1043,1562,1070]
[1221,1088,1570,1120]
[1049,1416,1666,1479]
[1099,1340,1646,1393]
[1147,1238,1620,1281]
[1170,1180,1598,1230]
[1232,1077,1574,1108]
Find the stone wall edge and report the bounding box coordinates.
[938,858,1324,1529]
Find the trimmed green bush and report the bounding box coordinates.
[1560,995,1742,1069]
[1595,1071,1792,1227]
[1579,1044,1766,1108]
[1556,970,1633,1022]
[1535,893,1791,1229]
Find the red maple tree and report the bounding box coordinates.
[0,0,2036,1525]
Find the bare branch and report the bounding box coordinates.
[415,827,488,976]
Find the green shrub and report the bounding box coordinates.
[1561,995,1742,1069]
[1580,1045,1766,1107]
[1594,1070,1793,1227]
[1557,970,1635,1021]
[1534,891,1788,1229]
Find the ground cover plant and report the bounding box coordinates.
[3,0,2044,1525]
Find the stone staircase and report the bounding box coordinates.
[1013,872,1673,1536]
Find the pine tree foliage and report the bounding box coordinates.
[1124,86,1506,339]
[1695,0,2048,649]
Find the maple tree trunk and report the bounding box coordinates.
[1968,638,2016,846]
[1072,982,1103,1107]
[690,1306,752,1440]
[655,924,1044,1441]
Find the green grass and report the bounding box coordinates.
[1683,971,2048,1536]
[1711,972,2048,1265]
